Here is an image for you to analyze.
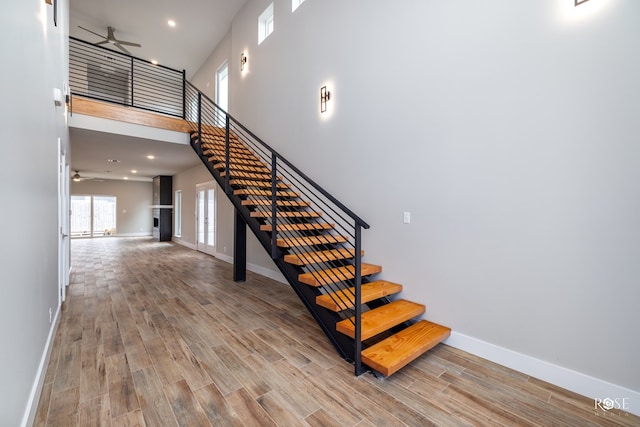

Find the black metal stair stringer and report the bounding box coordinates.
[190,136,357,363]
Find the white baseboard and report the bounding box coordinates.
[116,232,153,237]
[444,331,640,417]
[214,252,287,284]
[172,238,197,250]
[20,305,61,427]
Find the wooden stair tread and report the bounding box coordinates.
[242,199,310,207]
[277,234,347,248]
[204,149,258,161]
[284,248,362,266]
[298,263,382,287]
[214,164,271,174]
[220,171,277,180]
[361,320,451,376]
[203,145,252,155]
[336,299,425,341]
[250,211,322,219]
[315,280,402,311]
[210,158,266,168]
[234,189,299,198]
[230,180,290,189]
[260,223,334,232]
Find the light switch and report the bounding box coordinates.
[403,211,411,224]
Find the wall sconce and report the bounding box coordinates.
[575,0,591,5]
[240,52,247,71]
[320,86,331,113]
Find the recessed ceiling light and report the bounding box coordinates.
[147,155,155,159]
[123,176,129,180]
[131,170,138,174]
[107,158,120,163]
[151,60,158,65]
[168,20,176,27]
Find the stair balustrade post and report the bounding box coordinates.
[354,223,364,376]
[130,57,134,107]
[270,153,278,259]
[225,115,231,194]
[197,93,202,144]
[182,70,186,119]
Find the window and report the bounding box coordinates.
[70,195,117,237]
[174,190,182,237]
[292,0,306,12]
[216,62,228,126]
[258,3,274,44]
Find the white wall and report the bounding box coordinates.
[192,0,640,400]
[0,0,69,425]
[172,163,280,280]
[71,179,153,236]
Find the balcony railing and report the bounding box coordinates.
[69,37,185,118]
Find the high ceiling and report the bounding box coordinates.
[69,0,247,76]
[69,0,247,182]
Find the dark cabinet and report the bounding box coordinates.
[152,175,172,241]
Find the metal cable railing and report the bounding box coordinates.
[69,37,185,117]
[185,82,371,374]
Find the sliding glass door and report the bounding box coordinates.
[71,195,117,237]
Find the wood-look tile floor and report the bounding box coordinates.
[35,237,639,426]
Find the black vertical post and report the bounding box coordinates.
[130,57,134,107]
[233,209,247,282]
[354,223,364,376]
[225,115,231,194]
[270,153,278,259]
[182,70,186,119]
[197,93,202,143]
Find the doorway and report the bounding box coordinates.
[196,182,216,256]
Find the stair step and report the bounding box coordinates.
[250,211,322,219]
[298,263,382,287]
[361,320,451,376]
[242,199,311,207]
[336,299,425,341]
[277,234,347,249]
[203,144,252,155]
[213,164,271,174]
[204,148,258,161]
[230,180,290,189]
[315,280,402,311]
[210,158,267,168]
[284,248,362,266]
[260,223,334,232]
[221,171,277,180]
[234,189,299,198]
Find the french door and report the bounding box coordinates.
[196,182,216,256]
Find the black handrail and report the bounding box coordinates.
[184,81,372,374]
[185,82,370,230]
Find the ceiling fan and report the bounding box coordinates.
[78,25,142,55]
[72,171,93,182]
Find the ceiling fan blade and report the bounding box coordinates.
[95,40,110,45]
[115,43,131,55]
[78,25,106,39]
[116,41,142,48]
[107,26,116,40]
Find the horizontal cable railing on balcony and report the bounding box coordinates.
[69,37,185,118]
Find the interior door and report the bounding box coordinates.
[58,139,70,304]
[196,182,216,256]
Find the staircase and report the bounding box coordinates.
[185,84,451,377]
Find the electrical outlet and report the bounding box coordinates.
[49,307,53,323]
[403,211,411,224]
